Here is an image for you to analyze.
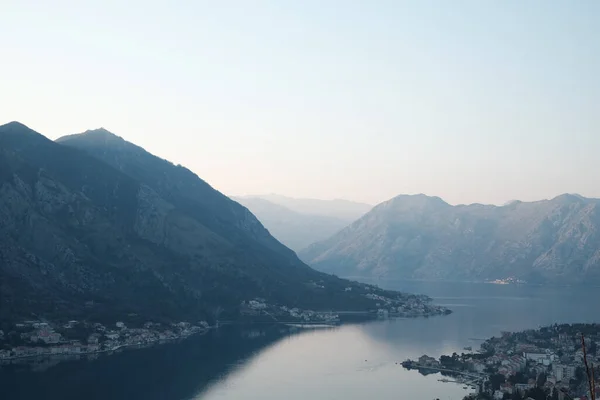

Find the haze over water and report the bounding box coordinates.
[3,282,598,400]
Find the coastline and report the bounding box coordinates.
[0,307,451,365]
[0,325,214,363]
[403,323,600,400]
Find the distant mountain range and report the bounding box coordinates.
[239,194,372,221]
[0,122,414,324]
[232,195,371,251]
[299,194,600,284]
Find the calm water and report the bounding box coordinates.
[3,282,600,400]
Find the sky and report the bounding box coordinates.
[1,1,599,206]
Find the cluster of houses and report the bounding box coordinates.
[242,293,448,323]
[242,299,340,323]
[418,355,441,367]
[0,319,210,361]
[462,326,600,399]
[366,293,450,317]
[405,325,600,399]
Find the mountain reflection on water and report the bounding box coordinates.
[3,281,600,400]
[1,325,295,400]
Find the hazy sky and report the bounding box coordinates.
[2,1,599,206]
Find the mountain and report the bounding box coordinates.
[239,194,372,221]
[0,122,437,325]
[231,196,355,251]
[299,194,600,284]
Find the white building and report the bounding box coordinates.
[524,352,555,366]
[514,383,535,394]
[199,321,210,329]
[472,362,486,373]
[554,364,576,382]
[105,332,120,340]
[248,300,266,310]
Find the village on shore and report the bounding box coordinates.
[0,291,450,364]
[403,324,600,400]
[240,291,451,321]
[0,319,210,362]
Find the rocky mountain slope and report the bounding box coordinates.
[231,196,356,251]
[299,194,600,284]
[0,122,432,325]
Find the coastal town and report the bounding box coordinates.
[403,324,600,400]
[0,291,450,365]
[240,290,451,322]
[0,318,210,363]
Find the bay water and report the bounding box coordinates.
[3,281,598,400]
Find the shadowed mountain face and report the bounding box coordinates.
[299,194,600,284]
[231,196,358,252]
[0,122,398,324]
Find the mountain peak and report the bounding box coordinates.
[551,193,588,204]
[300,192,600,285]
[56,127,124,145]
[0,121,51,149]
[503,199,522,206]
[3,124,410,325]
[387,193,449,207]
[0,121,30,131]
[0,122,40,139]
[84,127,114,135]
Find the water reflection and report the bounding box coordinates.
[197,322,470,400]
[1,325,296,400]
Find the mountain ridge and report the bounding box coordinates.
[299,193,600,284]
[236,194,372,221]
[231,196,358,252]
[0,122,443,325]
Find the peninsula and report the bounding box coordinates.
[403,324,600,400]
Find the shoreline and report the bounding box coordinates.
[0,310,450,364]
[0,326,214,363]
[404,323,600,399]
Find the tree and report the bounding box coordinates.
[536,372,547,388]
[576,366,585,383]
[509,372,528,385]
[525,387,546,400]
[490,373,506,391]
[485,365,497,374]
[511,390,523,400]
